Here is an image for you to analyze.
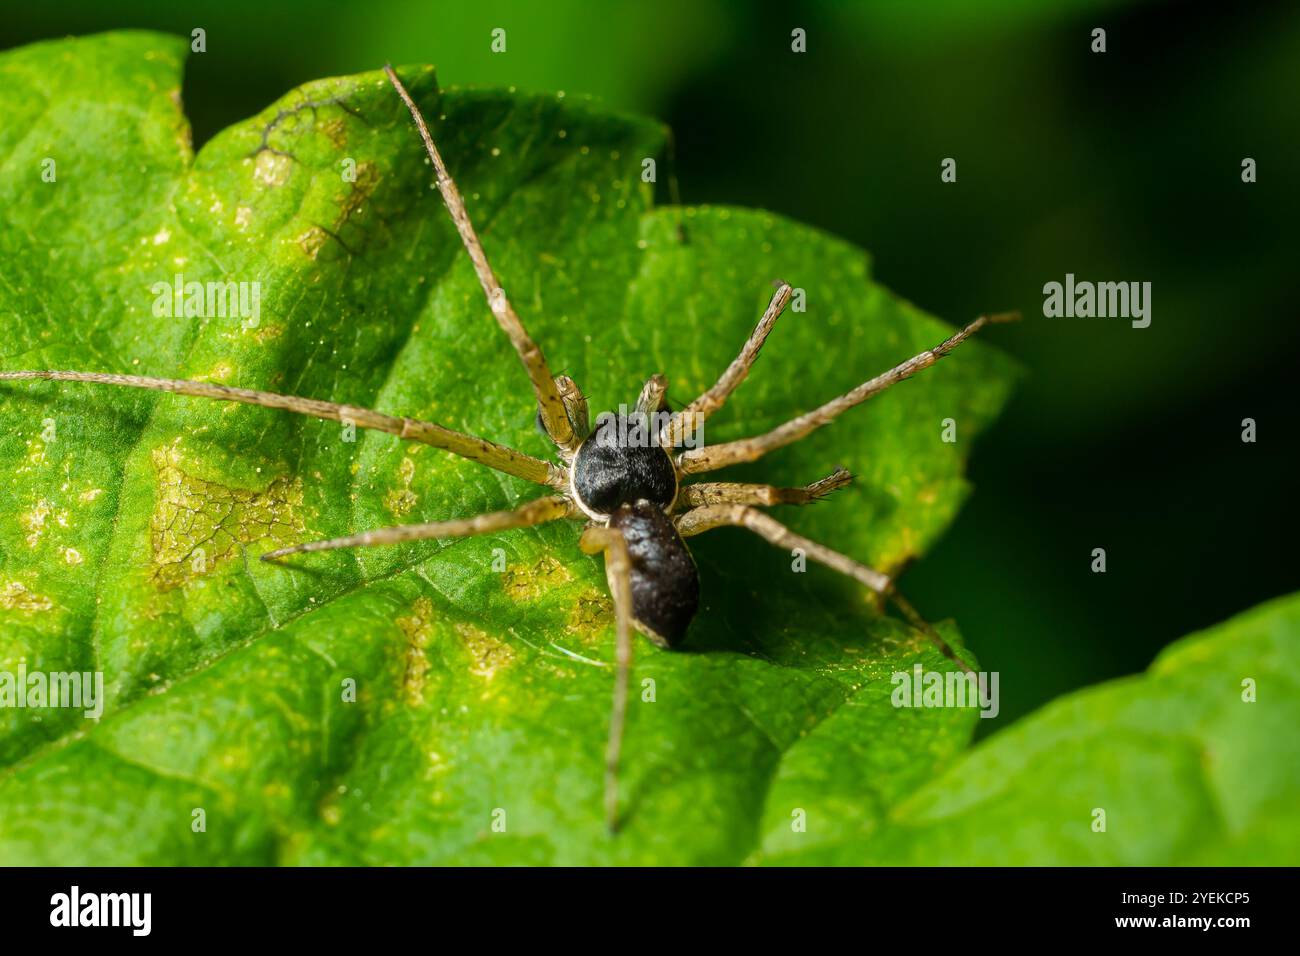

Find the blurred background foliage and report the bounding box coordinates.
[5,0,1296,731]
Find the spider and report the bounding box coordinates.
[0,65,1017,832]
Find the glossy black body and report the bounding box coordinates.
[608,501,699,647]
[571,415,677,516]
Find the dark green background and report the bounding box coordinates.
[4,0,1296,731]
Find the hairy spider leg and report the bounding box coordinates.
[660,281,792,450]
[555,374,591,441]
[675,503,975,674]
[262,494,573,560]
[678,311,1020,475]
[634,374,669,416]
[384,65,579,456]
[677,466,852,508]
[579,523,636,832]
[0,370,560,487]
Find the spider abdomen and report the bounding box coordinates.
[570,416,678,516]
[608,501,699,648]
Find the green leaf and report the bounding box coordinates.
[0,32,1015,864]
[757,593,1300,865]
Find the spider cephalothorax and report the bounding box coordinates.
[570,414,679,519]
[0,64,1017,831]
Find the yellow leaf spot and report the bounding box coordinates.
[455,620,515,680]
[294,226,328,260]
[397,597,435,706]
[0,580,53,613]
[150,442,308,590]
[501,554,573,601]
[383,456,418,517]
[253,150,292,187]
[567,591,614,640]
[19,499,52,547]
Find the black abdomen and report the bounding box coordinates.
[609,501,699,648]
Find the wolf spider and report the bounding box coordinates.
[0,65,1016,831]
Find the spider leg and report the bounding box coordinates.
[677,311,1019,475]
[661,281,792,449]
[678,466,851,509]
[674,504,974,673]
[634,374,669,415]
[0,371,562,488]
[556,374,590,442]
[578,523,635,833]
[384,65,578,455]
[262,494,573,560]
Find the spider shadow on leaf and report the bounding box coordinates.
[675,466,902,655]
